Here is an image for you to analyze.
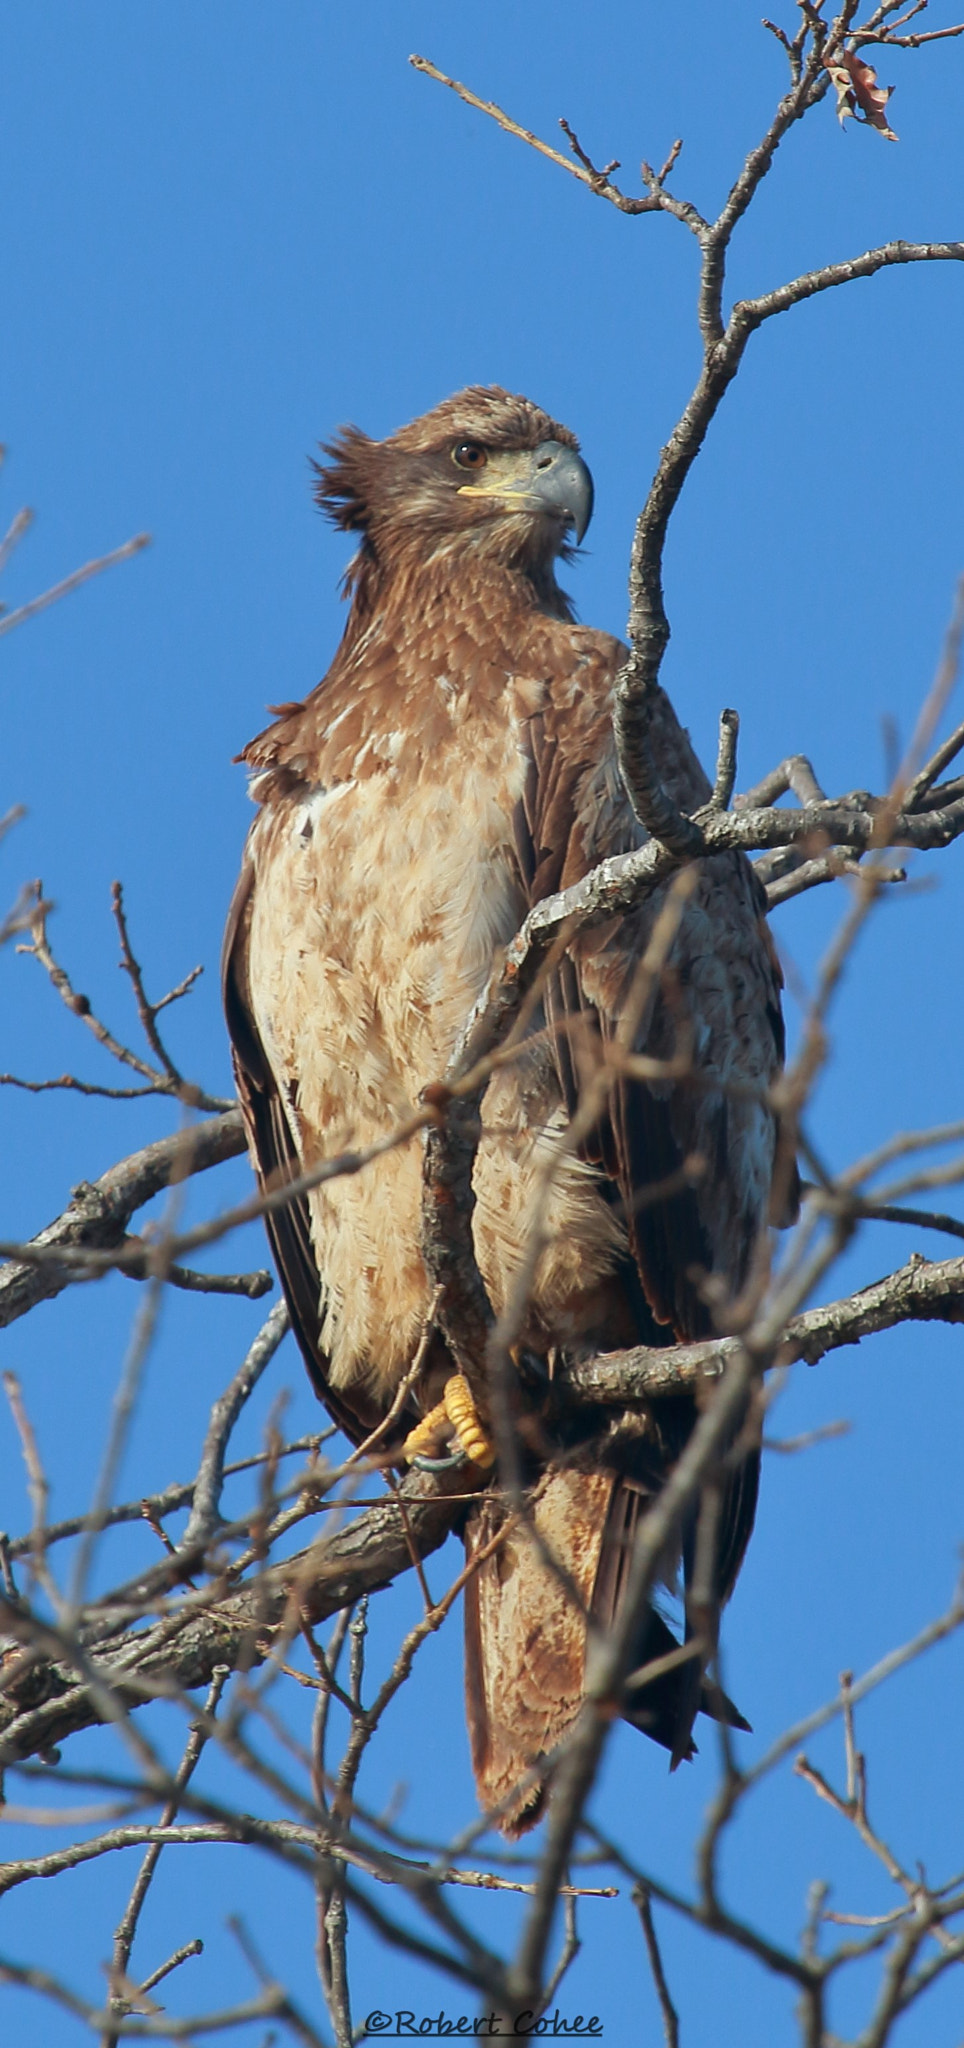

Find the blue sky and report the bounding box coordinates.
[1,6,963,2042]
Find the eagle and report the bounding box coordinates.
[223,386,791,1834]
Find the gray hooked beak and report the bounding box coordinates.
[456,439,595,544]
[527,440,594,543]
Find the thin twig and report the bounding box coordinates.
[68,1183,183,1612]
[2,1372,59,1612]
[103,1671,227,2045]
[409,55,685,219]
[0,507,34,579]
[135,1938,204,1999]
[111,879,203,1101]
[710,708,740,809]
[14,884,227,1111]
[0,533,150,638]
[634,1884,680,2048]
[183,1300,291,1547]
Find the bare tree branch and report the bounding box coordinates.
[563,1248,964,1400]
[0,1471,472,1766]
[0,1110,246,1329]
[408,55,699,221]
[14,886,230,1112]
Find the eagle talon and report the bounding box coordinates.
[410,1446,468,1473]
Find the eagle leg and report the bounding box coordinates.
[401,1376,496,1472]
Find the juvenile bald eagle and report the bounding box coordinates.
[224,386,789,1833]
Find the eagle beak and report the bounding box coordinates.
[457,441,594,544]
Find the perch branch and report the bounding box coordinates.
[562,1250,964,1402]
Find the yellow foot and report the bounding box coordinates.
[443,1375,496,1470]
[401,1376,496,1471]
[402,1398,451,1466]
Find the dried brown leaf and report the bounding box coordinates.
[826,51,898,139]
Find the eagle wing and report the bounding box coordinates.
[222,860,387,1448]
[464,657,787,1820]
[515,661,786,1345]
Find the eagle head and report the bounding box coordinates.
[312,386,594,583]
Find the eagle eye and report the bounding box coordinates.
[452,441,487,471]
